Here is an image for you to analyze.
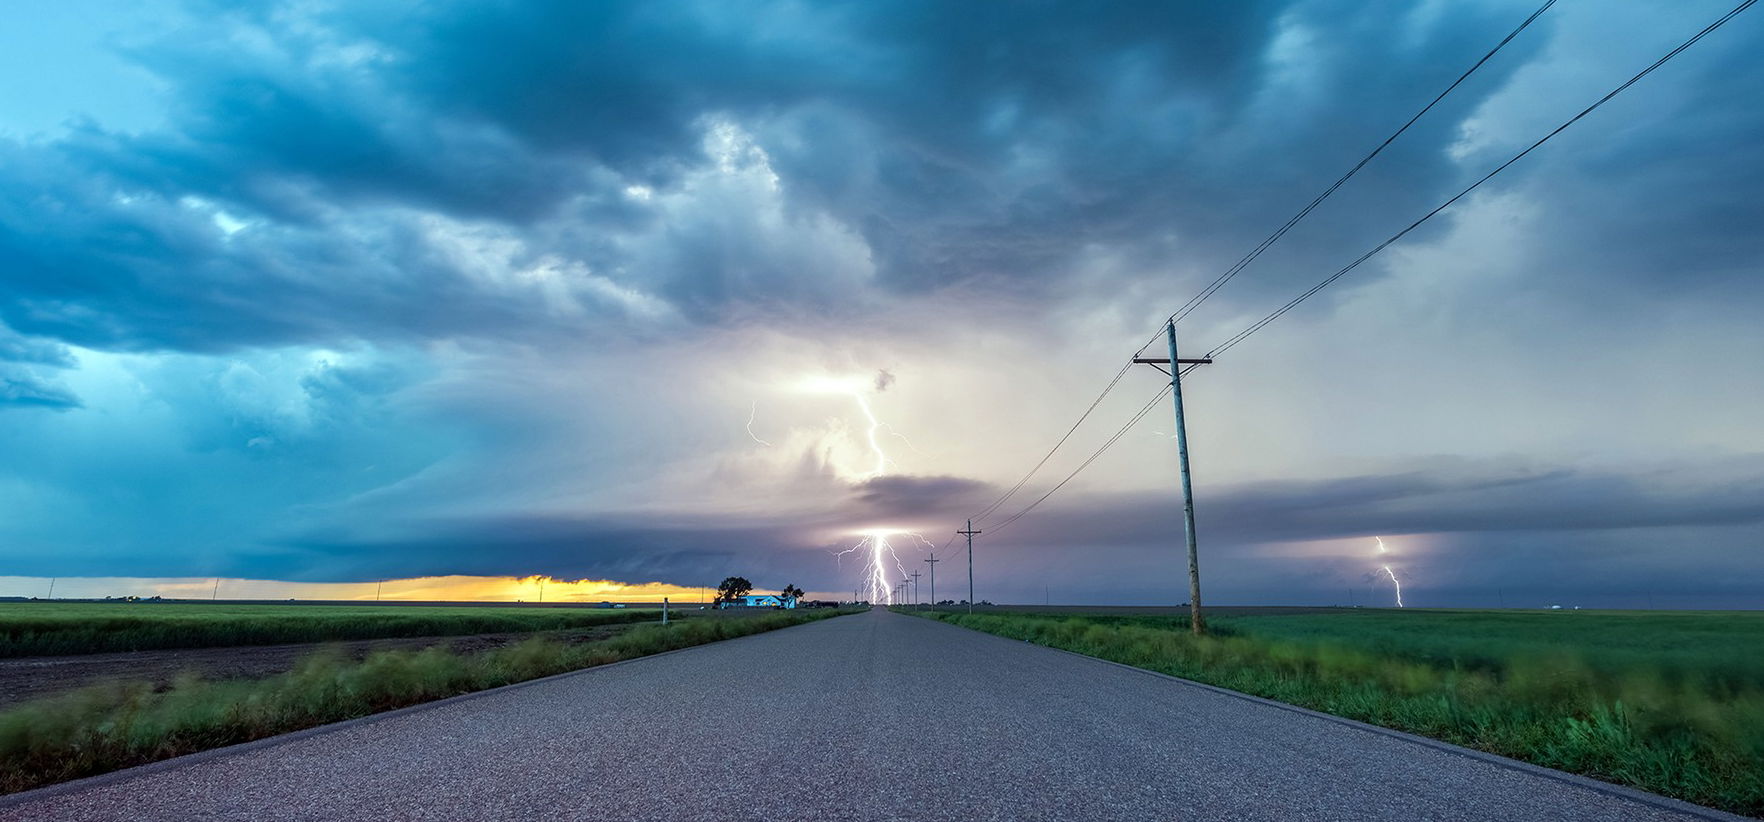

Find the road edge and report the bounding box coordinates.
[0,611,857,809]
[903,611,1756,822]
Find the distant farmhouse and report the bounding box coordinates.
[719,594,796,609]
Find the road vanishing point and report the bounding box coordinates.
[1,608,1744,821]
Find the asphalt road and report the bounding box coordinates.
[1,608,1742,821]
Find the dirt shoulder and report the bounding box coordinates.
[0,625,633,705]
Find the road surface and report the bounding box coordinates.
[1,608,1741,821]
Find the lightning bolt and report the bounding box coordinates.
[879,423,930,457]
[795,374,931,602]
[849,391,889,477]
[746,401,773,447]
[1374,537,1405,608]
[795,375,902,478]
[825,529,942,605]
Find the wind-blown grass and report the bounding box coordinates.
[0,603,676,657]
[0,609,854,794]
[908,609,1764,816]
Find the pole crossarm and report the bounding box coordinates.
[1159,321,1208,636]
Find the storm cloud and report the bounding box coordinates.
[0,0,1760,605]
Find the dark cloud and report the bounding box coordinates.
[0,0,1592,353]
[0,0,1760,605]
[1004,460,1764,549]
[0,368,81,410]
[847,474,989,517]
[0,325,75,366]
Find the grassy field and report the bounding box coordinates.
[0,602,687,657]
[0,608,855,794]
[904,607,1764,816]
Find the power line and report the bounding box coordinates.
[967,0,1559,530]
[987,384,1174,535]
[1134,0,1558,358]
[970,361,1134,524]
[1202,0,1758,362]
[926,0,1753,603]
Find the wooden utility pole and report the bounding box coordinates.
[910,571,921,609]
[925,554,940,612]
[1132,320,1213,636]
[957,520,981,614]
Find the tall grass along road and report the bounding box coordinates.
[909,608,1764,818]
[1,608,1745,821]
[0,609,848,796]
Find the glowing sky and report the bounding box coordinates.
[2,1,1762,607]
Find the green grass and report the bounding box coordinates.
[0,602,687,657]
[1214,609,1764,686]
[0,608,856,794]
[903,608,1764,816]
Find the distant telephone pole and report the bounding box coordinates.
[957,520,981,614]
[1133,319,1213,636]
[910,571,921,609]
[925,554,940,612]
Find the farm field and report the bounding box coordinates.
[906,606,1764,817]
[0,604,855,794]
[0,624,640,704]
[0,601,682,657]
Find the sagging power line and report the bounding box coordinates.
[936,0,1753,627]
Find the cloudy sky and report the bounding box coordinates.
[3,0,1761,607]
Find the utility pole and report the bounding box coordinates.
[910,571,921,609]
[1133,320,1213,636]
[958,520,981,614]
[925,554,940,612]
[663,597,670,625]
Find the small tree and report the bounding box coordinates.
[780,584,805,605]
[714,576,754,607]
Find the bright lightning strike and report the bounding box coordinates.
[1374,536,1404,608]
[831,529,919,604]
[795,373,929,603]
